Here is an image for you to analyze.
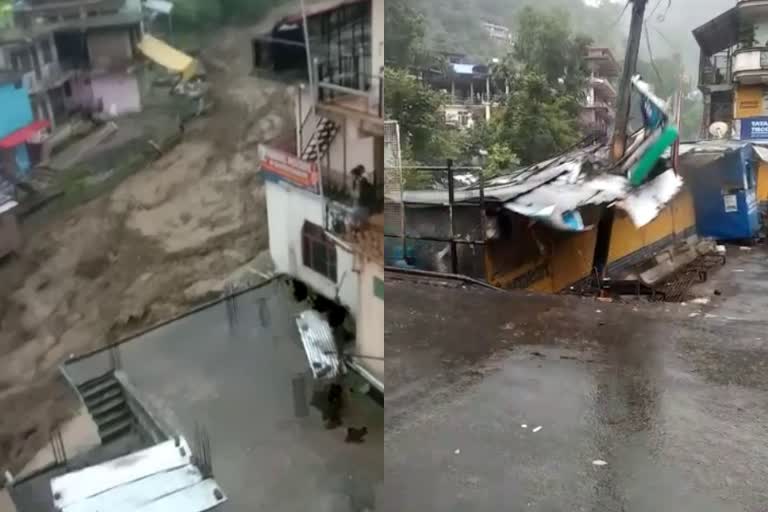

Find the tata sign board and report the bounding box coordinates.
[740,117,768,140]
[258,145,320,193]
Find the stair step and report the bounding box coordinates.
[79,372,116,392]
[83,386,123,409]
[90,396,127,419]
[99,419,133,443]
[96,408,132,431]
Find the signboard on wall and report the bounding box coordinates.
[740,117,768,140]
[258,145,320,193]
[735,85,767,118]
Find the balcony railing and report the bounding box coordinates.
[699,51,732,88]
[315,57,383,120]
[590,76,617,98]
[732,47,768,83]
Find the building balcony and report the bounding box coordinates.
[698,50,733,90]
[732,47,768,84]
[590,76,616,99]
[20,62,75,94]
[315,59,383,136]
[582,100,614,121]
[737,0,768,18]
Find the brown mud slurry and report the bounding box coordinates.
[0,4,317,472]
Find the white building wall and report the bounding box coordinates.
[326,116,375,185]
[265,179,359,314]
[371,0,384,76]
[354,260,383,389]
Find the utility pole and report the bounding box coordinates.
[611,0,649,162]
[671,52,684,173]
[595,0,650,280]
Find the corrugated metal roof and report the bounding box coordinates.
[452,63,476,75]
[0,198,17,216]
[50,437,226,512]
[296,310,340,380]
[692,7,738,56]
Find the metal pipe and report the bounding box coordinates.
[447,158,458,274]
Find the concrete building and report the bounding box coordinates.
[0,0,144,127]
[692,0,768,140]
[0,70,49,178]
[693,0,768,210]
[420,57,503,130]
[482,21,512,44]
[254,0,384,393]
[0,194,21,260]
[580,47,619,136]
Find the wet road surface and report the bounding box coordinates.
[384,249,768,512]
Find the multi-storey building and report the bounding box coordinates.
[482,21,512,44]
[580,47,619,136]
[0,0,143,128]
[253,0,384,393]
[419,54,504,130]
[693,0,768,139]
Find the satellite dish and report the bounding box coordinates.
[709,122,729,139]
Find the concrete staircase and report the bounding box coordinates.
[78,373,134,444]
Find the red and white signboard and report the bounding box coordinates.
[258,145,320,193]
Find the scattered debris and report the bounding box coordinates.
[716,245,726,255]
[532,426,542,433]
[530,351,545,358]
[739,246,752,251]
[596,309,602,314]
[688,312,699,318]
[454,449,461,455]
[521,424,528,429]
[592,460,608,466]
[714,289,722,296]
[691,297,710,305]
[596,297,613,303]
[705,313,718,319]
[733,269,745,273]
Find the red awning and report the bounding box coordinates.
[0,120,50,150]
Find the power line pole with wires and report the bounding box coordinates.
[611,0,650,162]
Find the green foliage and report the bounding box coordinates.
[171,0,287,30]
[496,71,582,164]
[384,67,461,164]
[385,0,430,68]
[485,7,589,165]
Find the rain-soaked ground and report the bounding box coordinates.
[383,247,768,512]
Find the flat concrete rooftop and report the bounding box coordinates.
[63,280,383,511]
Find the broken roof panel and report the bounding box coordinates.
[396,77,680,232]
[50,437,226,512]
[296,310,340,380]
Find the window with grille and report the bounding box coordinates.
[301,221,337,281]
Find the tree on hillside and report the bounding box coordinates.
[384,68,463,165]
[484,7,590,165]
[385,0,432,68]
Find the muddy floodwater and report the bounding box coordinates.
[384,248,768,512]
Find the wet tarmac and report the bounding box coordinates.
[383,248,768,512]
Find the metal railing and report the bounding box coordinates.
[314,56,383,119]
[385,160,487,276]
[699,51,732,87]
